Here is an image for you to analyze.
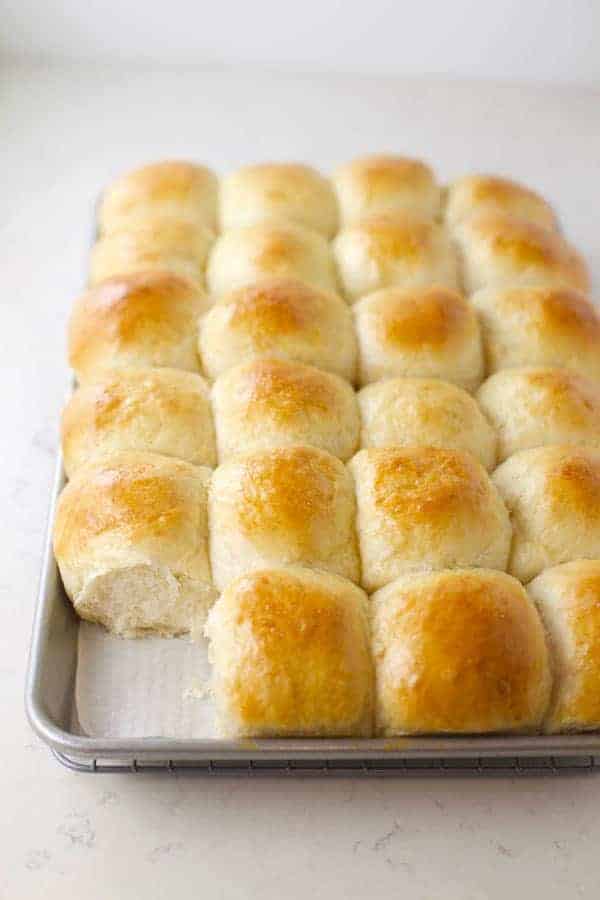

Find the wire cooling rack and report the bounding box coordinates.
[53,751,600,776]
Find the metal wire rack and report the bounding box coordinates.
[53,750,600,777]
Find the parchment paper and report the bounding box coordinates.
[74,623,217,738]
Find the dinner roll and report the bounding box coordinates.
[471,285,600,382]
[371,569,551,735]
[445,174,557,231]
[212,358,359,462]
[349,447,511,592]
[358,378,496,470]
[528,560,600,733]
[333,213,459,303]
[205,566,373,737]
[332,155,441,226]
[492,446,600,583]
[206,221,338,297]
[353,285,483,390]
[198,276,356,382]
[98,161,218,234]
[219,162,338,237]
[61,368,216,477]
[53,451,214,637]
[68,272,208,383]
[455,212,589,294]
[477,367,600,463]
[89,219,214,288]
[209,446,360,590]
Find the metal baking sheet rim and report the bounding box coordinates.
[24,450,600,771]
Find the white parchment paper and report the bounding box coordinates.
[75,623,217,738]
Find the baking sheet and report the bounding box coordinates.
[75,624,217,739]
[25,190,600,769]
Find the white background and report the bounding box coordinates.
[2,3,600,897]
[2,63,599,898]
[2,0,600,84]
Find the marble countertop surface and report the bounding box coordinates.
[2,61,600,899]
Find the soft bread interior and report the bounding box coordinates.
[75,564,216,638]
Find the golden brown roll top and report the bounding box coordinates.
[219,162,338,237]
[53,451,214,637]
[445,174,557,232]
[352,285,483,389]
[371,569,551,735]
[332,155,441,226]
[456,212,589,294]
[208,445,360,591]
[333,213,459,303]
[349,447,511,593]
[528,560,600,733]
[61,368,217,477]
[68,272,208,383]
[358,377,496,470]
[89,219,215,288]
[471,285,600,382]
[206,220,338,297]
[477,367,600,462]
[198,276,356,382]
[98,160,218,234]
[212,358,359,463]
[205,566,373,737]
[493,446,600,583]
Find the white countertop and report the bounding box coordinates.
[2,62,600,899]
